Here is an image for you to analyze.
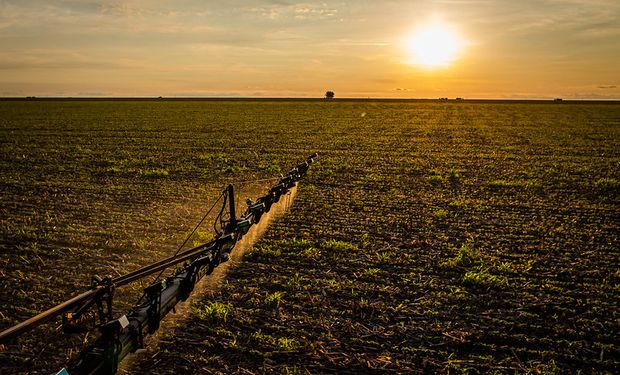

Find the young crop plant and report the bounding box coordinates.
[264,291,285,308]
[321,239,357,253]
[299,246,320,259]
[375,251,391,264]
[359,232,371,248]
[498,261,514,274]
[462,267,509,289]
[276,337,300,351]
[433,208,450,220]
[427,174,444,186]
[221,164,247,174]
[249,332,300,351]
[362,267,381,277]
[445,243,478,268]
[488,179,513,189]
[447,167,461,182]
[448,198,467,212]
[288,237,314,250]
[258,162,281,174]
[285,272,305,290]
[574,166,590,174]
[594,177,619,190]
[198,152,229,164]
[190,301,232,323]
[447,286,469,301]
[250,244,282,259]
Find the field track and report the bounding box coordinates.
[1,100,619,373]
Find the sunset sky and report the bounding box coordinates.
[1,0,619,99]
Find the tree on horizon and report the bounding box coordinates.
[325,91,335,99]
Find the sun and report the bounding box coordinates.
[405,22,463,68]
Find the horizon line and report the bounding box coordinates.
[1,96,619,102]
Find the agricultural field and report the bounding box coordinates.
[0,99,619,373]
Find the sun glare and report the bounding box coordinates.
[406,23,462,68]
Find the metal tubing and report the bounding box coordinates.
[227,184,236,229]
[0,288,101,342]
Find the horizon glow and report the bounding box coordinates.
[0,1,618,99]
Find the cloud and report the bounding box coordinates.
[0,49,101,69]
[0,1,216,35]
[576,26,620,38]
[507,7,619,36]
[450,0,620,42]
[597,85,617,89]
[326,39,390,47]
[0,49,151,70]
[99,1,148,17]
[250,2,339,20]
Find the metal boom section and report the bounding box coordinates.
[0,153,318,375]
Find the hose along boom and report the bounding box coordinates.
[0,153,318,375]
